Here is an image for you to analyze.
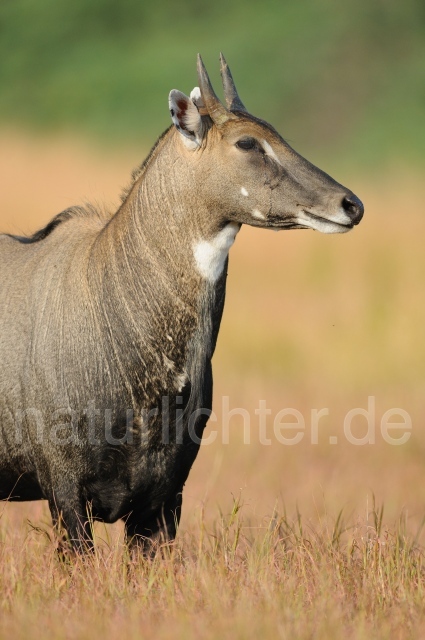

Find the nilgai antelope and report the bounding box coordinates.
[0,55,363,554]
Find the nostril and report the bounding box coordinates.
[342,194,364,223]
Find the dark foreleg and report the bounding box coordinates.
[124,491,182,557]
[48,489,93,555]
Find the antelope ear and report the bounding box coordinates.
[168,90,204,148]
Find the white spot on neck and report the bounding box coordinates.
[262,140,282,166]
[193,223,240,282]
[241,187,249,197]
[252,208,266,220]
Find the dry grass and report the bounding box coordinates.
[1,499,425,640]
[1,130,425,638]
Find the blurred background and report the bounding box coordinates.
[1,0,425,537]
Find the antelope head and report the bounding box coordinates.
[168,55,363,280]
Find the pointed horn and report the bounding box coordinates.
[197,54,230,126]
[220,53,247,112]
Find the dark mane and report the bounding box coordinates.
[6,128,174,245]
[6,207,91,244]
[120,126,172,203]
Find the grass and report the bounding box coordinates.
[1,499,425,639]
[1,131,425,637]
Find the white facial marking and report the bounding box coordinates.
[296,212,351,234]
[262,140,282,165]
[241,187,249,197]
[193,223,240,282]
[330,208,353,226]
[252,208,266,220]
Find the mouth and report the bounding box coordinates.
[256,210,355,234]
[298,210,354,234]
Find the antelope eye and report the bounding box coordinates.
[236,137,257,151]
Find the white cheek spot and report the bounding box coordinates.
[241,187,249,197]
[252,208,266,220]
[262,140,282,166]
[193,223,240,282]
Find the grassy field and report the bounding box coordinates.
[1,131,425,638]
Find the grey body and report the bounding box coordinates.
[0,55,363,551]
[0,159,220,546]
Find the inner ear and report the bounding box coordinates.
[169,90,203,147]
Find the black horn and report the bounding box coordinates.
[197,54,230,126]
[219,53,247,112]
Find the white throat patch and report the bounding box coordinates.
[193,223,240,282]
